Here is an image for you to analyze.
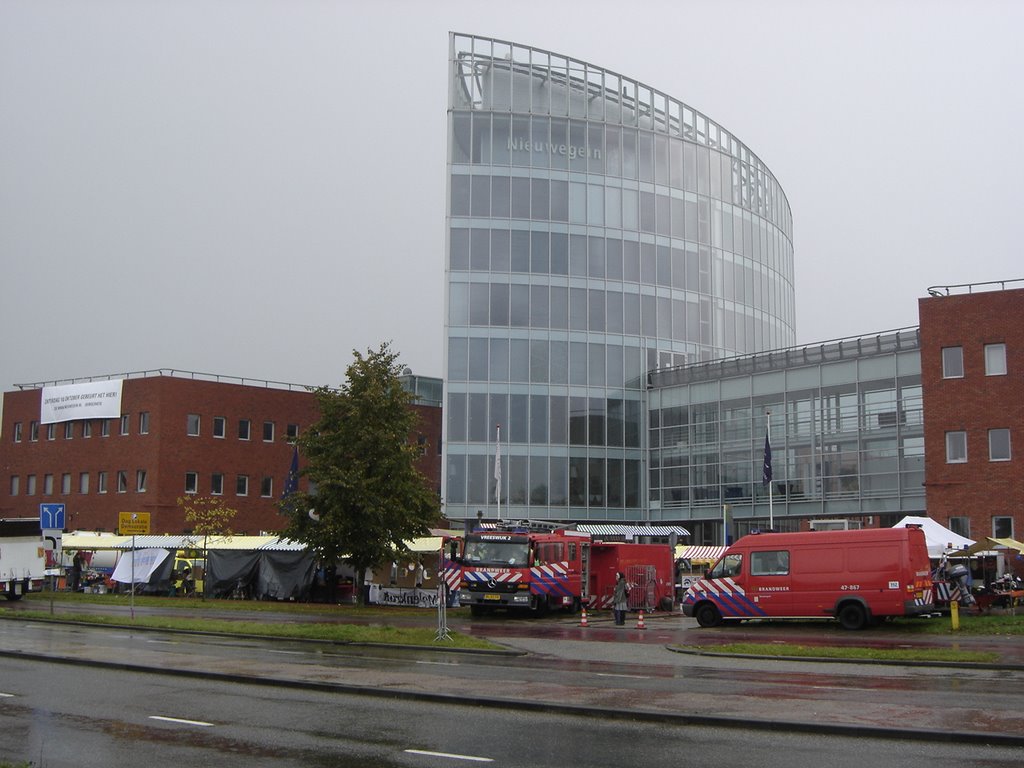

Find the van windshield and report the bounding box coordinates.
[709,553,743,579]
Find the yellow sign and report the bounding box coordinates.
[119,511,151,535]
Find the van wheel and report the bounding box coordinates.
[695,603,723,628]
[838,603,867,630]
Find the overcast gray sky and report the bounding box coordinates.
[2,0,1021,393]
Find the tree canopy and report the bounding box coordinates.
[279,343,439,603]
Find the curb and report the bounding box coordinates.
[666,644,1024,671]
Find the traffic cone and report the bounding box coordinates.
[635,609,646,630]
[579,605,589,627]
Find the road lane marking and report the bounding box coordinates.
[267,649,304,656]
[415,660,460,666]
[405,749,492,762]
[149,715,214,727]
[595,672,650,680]
[0,693,15,698]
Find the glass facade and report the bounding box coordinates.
[443,34,795,523]
[646,329,926,538]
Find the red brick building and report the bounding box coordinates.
[1,371,442,534]
[920,282,1024,573]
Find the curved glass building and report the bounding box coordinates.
[443,33,795,523]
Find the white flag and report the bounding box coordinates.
[494,426,502,503]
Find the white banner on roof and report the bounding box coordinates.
[41,380,123,424]
[111,548,169,584]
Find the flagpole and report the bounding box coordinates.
[494,425,502,522]
[767,411,774,530]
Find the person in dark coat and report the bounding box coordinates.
[612,572,629,626]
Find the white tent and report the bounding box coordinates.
[893,516,974,558]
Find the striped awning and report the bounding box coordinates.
[577,524,690,539]
[676,545,727,562]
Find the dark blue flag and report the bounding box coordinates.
[282,445,299,498]
[762,431,773,486]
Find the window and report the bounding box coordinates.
[136,470,147,492]
[263,421,275,442]
[286,423,299,441]
[260,476,273,497]
[751,550,790,576]
[993,516,1014,539]
[949,517,970,538]
[989,428,1011,461]
[941,346,964,378]
[184,471,198,494]
[211,473,224,495]
[139,412,150,434]
[27,475,36,495]
[236,474,249,496]
[79,472,89,494]
[945,431,967,463]
[117,470,128,493]
[709,553,743,578]
[985,343,1007,376]
[120,414,130,435]
[47,423,56,440]
[61,473,71,494]
[82,421,92,438]
[97,471,107,494]
[43,474,53,495]
[238,419,251,440]
[9,476,19,496]
[64,422,74,439]
[13,422,22,442]
[30,421,39,441]
[213,416,226,438]
[187,414,201,436]
[101,419,110,437]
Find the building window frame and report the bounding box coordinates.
[120,414,130,435]
[30,421,39,441]
[945,430,967,463]
[82,421,92,438]
[26,474,36,495]
[941,346,964,379]
[97,471,107,494]
[989,428,1011,461]
[184,471,198,495]
[79,472,89,494]
[236,474,249,496]
[993,516,1014,539]
[213,416,226,439]
[61,473,71,495]
[101,419,110,437]
[211,473,224,496]
[47,423,56,441]
[13,422,22,442]
[260,476,273,497]
[286,423,299,442]
[65,422,74,439]
[238,419,251,441]
[984,343,1007,376]
[117,470,128,493]
[187,414,201,437]
[9,476,19,496]
[262,421,275,442]
[43,474,53,495]
[136,469,147,493]
[139,411,150,434]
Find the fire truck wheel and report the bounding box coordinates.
[837,602,868,630]
[694,602,722,628]
[4,590,23,602]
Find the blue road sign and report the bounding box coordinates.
[40,503,66,530]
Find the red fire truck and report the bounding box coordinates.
[681,526,935,630]
[443,521,675,617]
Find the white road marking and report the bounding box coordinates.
[0,692,15,698]
[149,715,214,727]
[405,749,493,762]
[267,649,304,655]
[415,660,460,666]
[595,672,650,680]
[146,639,175,645]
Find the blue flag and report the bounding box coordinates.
[282,445,299,498]
[762,430,772,486]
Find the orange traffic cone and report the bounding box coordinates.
[579,605,589,627]
[635,609,646,630]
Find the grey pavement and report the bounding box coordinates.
[2,604,1024,747]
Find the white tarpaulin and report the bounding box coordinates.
[41,380,123,424]
[894,515,974,558]
[111,548,170,583]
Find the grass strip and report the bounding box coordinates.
[6,609,501,650]
[690,642,999,664]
